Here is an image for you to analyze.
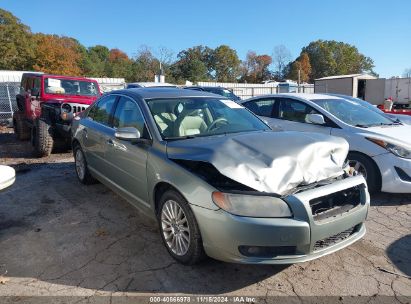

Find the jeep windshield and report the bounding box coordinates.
[44,78,98,96]
[146,98,270,140]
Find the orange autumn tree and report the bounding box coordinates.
[33,34,83,75]
[287,52,312,83]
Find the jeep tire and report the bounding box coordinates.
[33,119,54,157]
[13,111,30,141]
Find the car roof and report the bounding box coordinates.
[241,93,342,103]
[127,82,176,87]
[185,86,227,90]
[111,87,228,100]
[281,93,342,100]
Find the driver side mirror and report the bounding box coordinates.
[115,127,141,141]
[306,114,326,125]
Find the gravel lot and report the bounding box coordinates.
[0,126,410,303]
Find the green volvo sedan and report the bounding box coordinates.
[71,88,370,265]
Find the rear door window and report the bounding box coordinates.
[243,98,277,117]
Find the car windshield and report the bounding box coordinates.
[337,95,386,114]
[146,98,269,139]
[44,78,98,96]
[312,98,397,127]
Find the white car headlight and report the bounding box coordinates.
[367,138,411,159]
[212,192,292,218]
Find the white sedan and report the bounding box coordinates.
[241,93,411,193]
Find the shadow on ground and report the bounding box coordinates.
[386,234,411,277]
[370,192,411,207]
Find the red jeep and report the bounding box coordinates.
[13,73,101,157]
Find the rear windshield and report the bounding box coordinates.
[44,78,98,96]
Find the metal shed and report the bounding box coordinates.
[314,74,378,100]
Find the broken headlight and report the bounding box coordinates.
[366,138,411,159]
[212,192,292,218]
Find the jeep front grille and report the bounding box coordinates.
[314,225,359,251]
[61,103,89,114]
[72,105,87,113]
[309,185,364,221]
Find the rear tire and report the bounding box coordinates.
[13,112,30,141]
[33,119,54,157]
[73,145,96,185]
[348,152,381,193]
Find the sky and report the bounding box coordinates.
[1,0,410,78]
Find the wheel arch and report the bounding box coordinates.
[153,182,181,216]
[348,150,382,191]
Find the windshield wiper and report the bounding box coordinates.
[378,122,402,126]
[355,124,369,128]
[165,135,198,141]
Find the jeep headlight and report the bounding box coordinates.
[212,192,292,217]
[367,138,411,159]
[61,103,71,113]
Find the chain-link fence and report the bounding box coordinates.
[0,82,20,125]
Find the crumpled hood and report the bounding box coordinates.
[167,131,349,195]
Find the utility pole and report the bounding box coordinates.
[298,68,301,93]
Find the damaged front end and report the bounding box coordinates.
[165,131,369,262]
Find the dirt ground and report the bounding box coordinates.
[0,126,410,303]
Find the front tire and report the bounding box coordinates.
[73,145,96,185]
[348,152,381,193]
[33,119,54,157]
[158,189,206,265]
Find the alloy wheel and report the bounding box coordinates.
[75,149,86,180]
[161,200,190,256]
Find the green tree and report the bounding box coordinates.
[210,45,240,82]
[82,45,110,77]
[240,51,272,83]
[170,45,213,83]
[0,9,35,70]
[301,40,375,81]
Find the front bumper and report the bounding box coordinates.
[373,153,411,193]
[192,175,369,264]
